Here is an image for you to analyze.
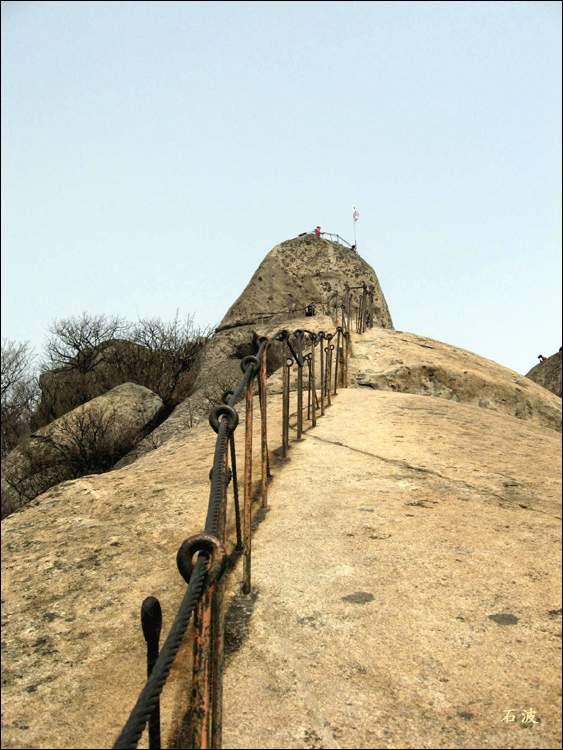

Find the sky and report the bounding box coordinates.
[1,0,561,375]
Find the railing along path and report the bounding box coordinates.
[113,281,377,749]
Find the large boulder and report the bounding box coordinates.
[526,350,562,397]
[35,340,153,425]
[125,235,393,460]
[1,383,163,518]
[349,328,562,433]
[1,327,560,749]
[35,339,196,427]
[218,233,392,332]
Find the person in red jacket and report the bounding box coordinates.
[314,225,321,237]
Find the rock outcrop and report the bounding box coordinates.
[526,350,562,398]
[1,234,561,749]
[35,340,149,425]
[1,383,163,518]
[349,328,561,433]
[35,339,194,426]
[125,234,392,460]
[218,233,392,331]
[223,387,562,750]
[1,326,560,749]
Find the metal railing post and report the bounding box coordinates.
[325,333,333,407]
[319,333,325,416]
[259,343,269,508]
[282,356,291,458]
[310,334,317,427]
[189,582,214,748]
[334,328,342,395]
[295,331,304,440]
[242,378,253,595]
[140,597,162,750]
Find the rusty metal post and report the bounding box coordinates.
[363,285,368,333]
[242,377,253,595]
[189,582,214,748]
[210,583,225,749]
[229,435,243,551]
[306,354,311,421]
[319,333,325,416]
[325,335,333,407]
[259,343,269,508]
[334,328,342,395]
[282,356,291,458]
[355,299,360,333]
[141,597,162,750]
[190,441,230,749]
[343,331,349,388]
[209,440,230,750]
[281,351,288,458]
[295,331,304,440]
[296,358,303,439]
[310,335,317,427]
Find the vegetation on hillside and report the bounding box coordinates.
[1,312,211,458]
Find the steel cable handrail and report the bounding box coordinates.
[112,281,375,749]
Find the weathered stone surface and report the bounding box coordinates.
[128,233,391,458]
[349,327,561,432]
[526,350,562,398]
[122,313,337,464]
[35,340,152,425]
[1,325,561,749]
[1,383,163,519]
[0,392,280,750]
[219,233,393,331]
[222,387,561,750]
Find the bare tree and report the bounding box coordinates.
[125,312,211,406]
[2,405,141,518]
[43,405,139,477]
[45,313,129,373]
[1,340,38,457]
[32,311,210,434]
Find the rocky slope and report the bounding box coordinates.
[349,328,561,432]
[526,350,562,397]
[1,235,561,749]
[1,326,561,748]
[224,387,562,750]
[1,383,163,519]
[122,234,392,461]
[218,233,392,331]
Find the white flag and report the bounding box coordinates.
[352,206,359,222]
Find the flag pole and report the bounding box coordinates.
[352,205,359,250]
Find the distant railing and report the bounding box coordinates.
[112,282,376,749]
[319,232,354,248]
[297,231,355,248]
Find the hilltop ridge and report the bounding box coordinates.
[123,233,393,459]
[1,232,561,750]
[219,233,393,331]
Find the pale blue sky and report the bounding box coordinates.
[2,1,561,374]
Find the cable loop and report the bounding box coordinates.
[176,533,226,585]
[240,355,260,375]
[209,404,239,433]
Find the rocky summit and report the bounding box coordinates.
[124,234,393,460]
[526,350,562,398]
[1,234,561,750]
